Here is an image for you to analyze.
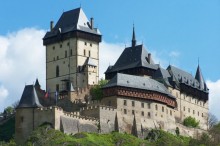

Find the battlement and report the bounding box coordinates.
[36,106,63,111]
[87,100,101,105]
[80,105,116,111]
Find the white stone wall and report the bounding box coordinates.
[168,87,208,130]
[46,37,99,94]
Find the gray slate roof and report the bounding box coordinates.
[44,8,101,39]
[17,85,43,108]
[153,67,172,87]
[167,65,208,92]
[103,73,175,99]
[105,45,158,73]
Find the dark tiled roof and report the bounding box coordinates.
[103,73,175,99]
[153,67,171,79]
[105,45,158,73]
[167,65,208,92]
[43,8,101,40]
[153,67,172,87]
[17,85,43,108]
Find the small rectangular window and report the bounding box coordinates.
[198,112,199,116]
[188,108,190,113]
[65,51,67,58]
[56,84,59,92]
[162,106,164,112]
[84,50,86,56]
[170,110,172,116]
[89,50,91,57]
[53,46,55,50]
[67,42,70,46]
[141,103,144,108]
[21,116,24,122]
[124,109,127,114]
[148,103,151,109]
[132,101,135,107]
[148,112,151,117]
[60,44,62,48]
[141,111,144,116]
[132,110,135,115]
[90,43,92,47]
[70,49,73,56]
[85,42,87,46]
[124,100,127,106]
[155,104,158,110]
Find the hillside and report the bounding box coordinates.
[25,124,191,146]
[1,120,220,146]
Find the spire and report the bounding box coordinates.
[35,78,40,88]
[195,65,205,90]
[132,24,136,47]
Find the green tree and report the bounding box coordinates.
[183,116,199,128]
[5,106,14,114]
[90,79,108,100]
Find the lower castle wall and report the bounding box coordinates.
[16,103,208,145]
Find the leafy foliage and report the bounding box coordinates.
[146,129,190,146]
[183,116,199,128]
[25,124,150,146]
[0,116,15,142]
[90,79,108,100]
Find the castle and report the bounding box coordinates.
[15,8,209,145]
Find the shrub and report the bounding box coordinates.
[183,116,199,128]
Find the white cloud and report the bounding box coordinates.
[99,41,124,78]
[169,51,180,58]
[0,28,46,111]
[206,79,220,120]
[0,85,8,105]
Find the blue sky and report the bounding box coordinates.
[0,1,220,118]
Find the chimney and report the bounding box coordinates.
[50,21,54,31]
[90,17,94,29]
[148,53,151,64]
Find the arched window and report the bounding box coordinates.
[56,66,59,77]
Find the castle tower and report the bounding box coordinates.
[43,8,102,96]
[15,85,43,145]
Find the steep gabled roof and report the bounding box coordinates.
[17,85,43,108]
[44,8,101,39]
[105,45,158,73]
[153,67,172,87]
[103,73,175,99]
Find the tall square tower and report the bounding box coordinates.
[43,8,102,95]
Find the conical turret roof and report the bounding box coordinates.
[195,65,205,90]
[17,85,43,108]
